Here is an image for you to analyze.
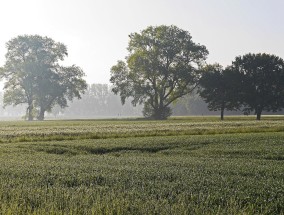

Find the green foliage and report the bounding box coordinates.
[0,119,283,214]
[36,65,87,120]
[232,53,284,120]
[0,35,87,121]
[110,25,208,120]
[199,64,241,120]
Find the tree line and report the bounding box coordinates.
[54,84,143,118]
[110,25,284,120]
[1,26,284,120]
[198,53,284,120]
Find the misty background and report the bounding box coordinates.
[1,84,282,120]
[0,0,284,118]
[0,84,210,119]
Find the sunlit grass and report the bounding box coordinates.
[0,117,284,143]
[0,118,283,214]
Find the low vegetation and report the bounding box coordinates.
[1,116,284,143]
[0,117,284,214]
[0,117,283,214]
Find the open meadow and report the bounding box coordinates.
[0,116,283,214]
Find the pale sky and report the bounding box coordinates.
[0,0,283,85]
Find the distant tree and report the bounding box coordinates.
[89,83,110,110]
[110,25,208,120]
[199,64,241,120]
[232,53,284,120]
[57,83,143,118]
[0,35,87,120]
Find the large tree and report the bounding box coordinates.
[232,53,284,120]
[110,25,208,119]
[0,35,87,120]
[199,64,241,120]
[35,65,87,120]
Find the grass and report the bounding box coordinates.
[1,116,284,143]
[0,117,283,214]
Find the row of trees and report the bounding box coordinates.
[110,25,284,120]
[0,35,87,120]
[1,26,283,121]
[0,31,208,121]
[199,54,284,120]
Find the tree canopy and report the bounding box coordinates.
[110,25,208,119]
[0,35,87,120]
[199,64,241,120]
[232,53,284,120]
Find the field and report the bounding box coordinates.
[0,116,283,214]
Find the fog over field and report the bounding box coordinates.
[0,0,283,119]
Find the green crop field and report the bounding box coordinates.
[0,116,283,214]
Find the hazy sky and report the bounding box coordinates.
[0,0,283,85]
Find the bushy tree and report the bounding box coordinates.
[110,25,208,119]
[232,53,284,120]
[35,65,86,120]
[0,35,87,120]
[199,64,241,120]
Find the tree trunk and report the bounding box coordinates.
[152,105,171,120]
[37,108,45,121]
[27,103,33,121]
[220,108,224,120]
[256,111,261,120]
[153,109,165,120]
[220,102,225,120]
[256,106,262,120]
